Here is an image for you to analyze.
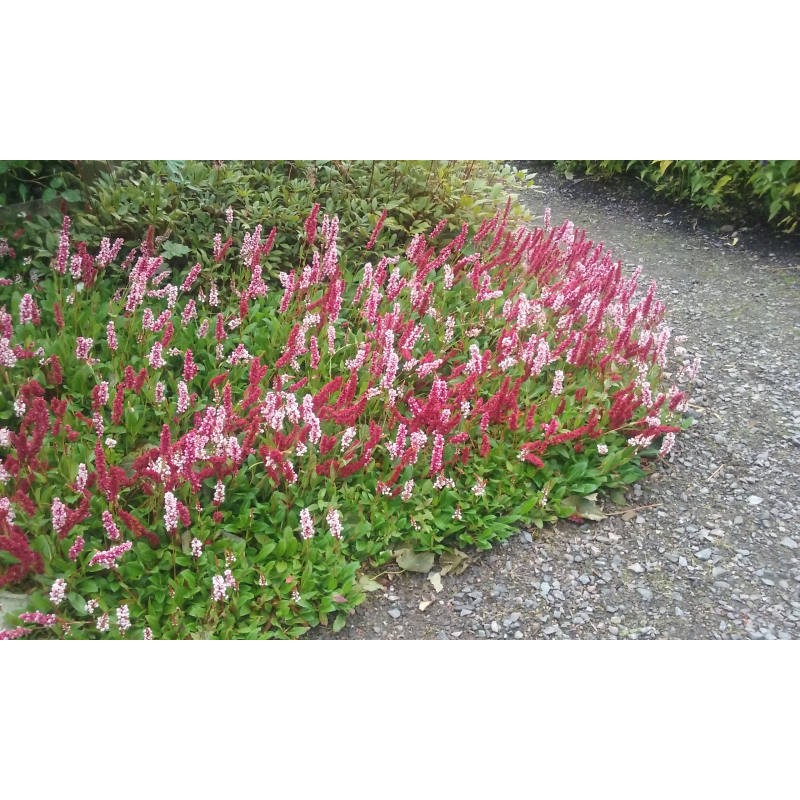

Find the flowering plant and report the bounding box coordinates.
[0,196,697,639]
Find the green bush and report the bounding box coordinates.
[70,160,536,283]
[556,160,800,233]
[0,161,83,207]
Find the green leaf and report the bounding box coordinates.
[394,547,435,573]
[357,575,382,592]
[67,592,86,615]
[564,493,606,521]
[0,550,21,566]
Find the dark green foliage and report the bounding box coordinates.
[556,160,800,233]
[0,161,83,207]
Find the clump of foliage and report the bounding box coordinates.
[556,160,800,233]
[0,184,697,639]
[70,160,534,282]
[0,161,83,207]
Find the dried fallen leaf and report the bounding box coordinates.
[440,548,470,576]
[621,510,636,522]
[428,571,443,593]
[418,600,433,611]
[332,593,347,603]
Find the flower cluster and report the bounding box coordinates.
[0,195,693,640]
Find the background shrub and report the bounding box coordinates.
[555,160,800,233]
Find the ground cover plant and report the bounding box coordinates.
[0,173,697,639]
[556,160,800,234]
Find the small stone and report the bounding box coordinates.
[543,625,559,635]
[678,556,688,567]
[490,621,500,633]
[514,631,524,639]
[540,581,551,596]
[578,574,591,585]
[388,608,401,619]
[761,578,775,587]
[746,495,764,505]
[711,566,726,578]
[733,516,744,525]
[628,563,645,573]
[696,548,713,561]
[675,606,685,616]
[637,587,653,601]
[460,608,473,617]
[780,537,798,550]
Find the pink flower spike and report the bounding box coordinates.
[116,604,131,634]
[0,627,31,640]
[326,508,343,540]
[19,293,40,325]
[75,337,94,361]
[212,574,228,602]
[299,508,315,540]
[87,540,132,569]
[51,497,67,535]
[164,491,178,534]
[68,535,85,560]
[148,342,166,369]
[49,578,67,607]
[19,612,57,627]
[366,209,388,250]
[102,510,121,541]
[106,320,118,351]
[55,216,71,274]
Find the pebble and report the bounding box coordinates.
[780,537,798,549]
[628,563,645,573]
[746,495,764,505]
[388,608,401,619]
[696,548,713,560]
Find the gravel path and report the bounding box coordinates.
[309,164,800,640]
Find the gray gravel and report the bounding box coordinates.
[309,164,800,640]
